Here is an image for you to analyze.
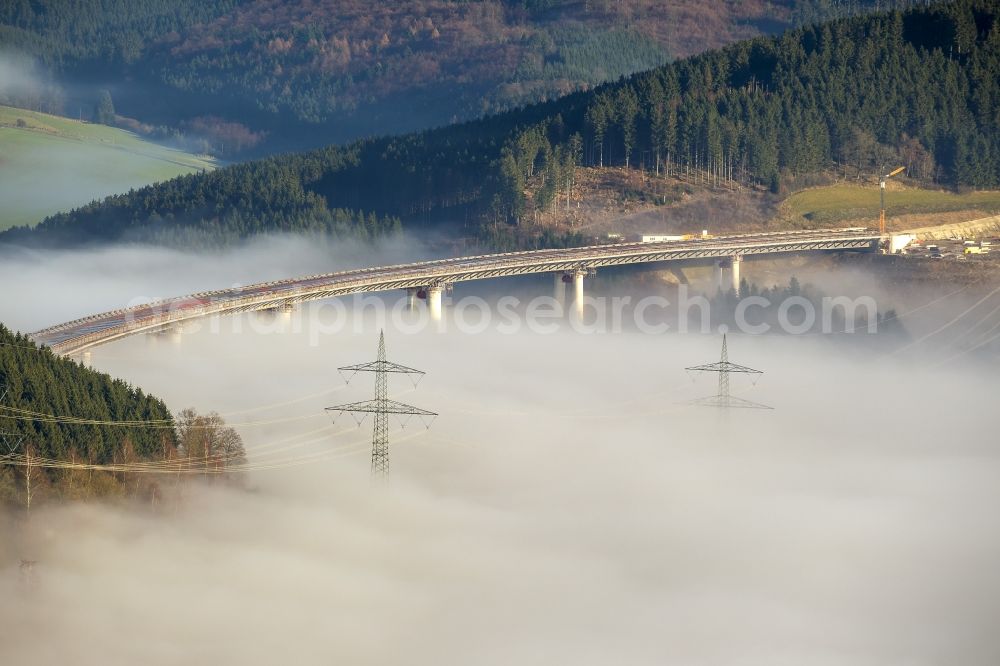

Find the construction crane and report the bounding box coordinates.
[879,165,906,238]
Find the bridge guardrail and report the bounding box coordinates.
[32,230,879,355]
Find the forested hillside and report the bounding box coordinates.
[1,0,918,154]
[0,324,176,504]
[3,1,997,249]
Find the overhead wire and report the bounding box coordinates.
[937,299,1000,347]
[0,430,360,474]
[0,383,414,430]
[7,275,985,472]
[891,283,1000,355]
[0,384,430,474]
[0,404,327,429]
[932,317,1000,367]
[791,281,973,337]
[0,425,432,474]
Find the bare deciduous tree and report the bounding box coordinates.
[176,409,247,481]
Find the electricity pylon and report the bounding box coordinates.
[326,331,436,480]
[686,334,772,409]
[0,384,25,458]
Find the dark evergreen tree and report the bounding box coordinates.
[2,1,998,250]
[0,323,176,472]
[94,89,115,126]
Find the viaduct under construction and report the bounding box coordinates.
[31,228,881,357]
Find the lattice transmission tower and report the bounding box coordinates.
[326,331,436,480]
[0,384,25,459]
[686,334,772,409]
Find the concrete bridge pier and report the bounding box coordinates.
[553,273,567,309]
[730,255,742,295]
[147,324,182,344]
[427,285,444,322]
[30,229,882,356]
[405,288,418,311]
[713,261,725,293]
[572,269,587,318]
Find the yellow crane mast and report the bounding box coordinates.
[879,165,906,238]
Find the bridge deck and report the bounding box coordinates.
[30,228,879,355]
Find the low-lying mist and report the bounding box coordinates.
[2,237,999,665]
[0,233,988,345]
[0,234,452,332]
[0,52,53,104]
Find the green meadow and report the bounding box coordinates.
[781,183,1000,228]
[0,106,217,231]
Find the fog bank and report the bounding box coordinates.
[0,234,448,332]
[1,239,999,665]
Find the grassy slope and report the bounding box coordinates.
[0,106,217,230]
[528,169,1000,239]
[780,183,1000,230]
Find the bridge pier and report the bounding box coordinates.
[731,255,742,296]
[147,324,182,343]
[573,269,587,318]
[33,229,880,356]
[553,273,567,308]
[713,261,725,293]
[405,288,418,311]
[427,285,444,322]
